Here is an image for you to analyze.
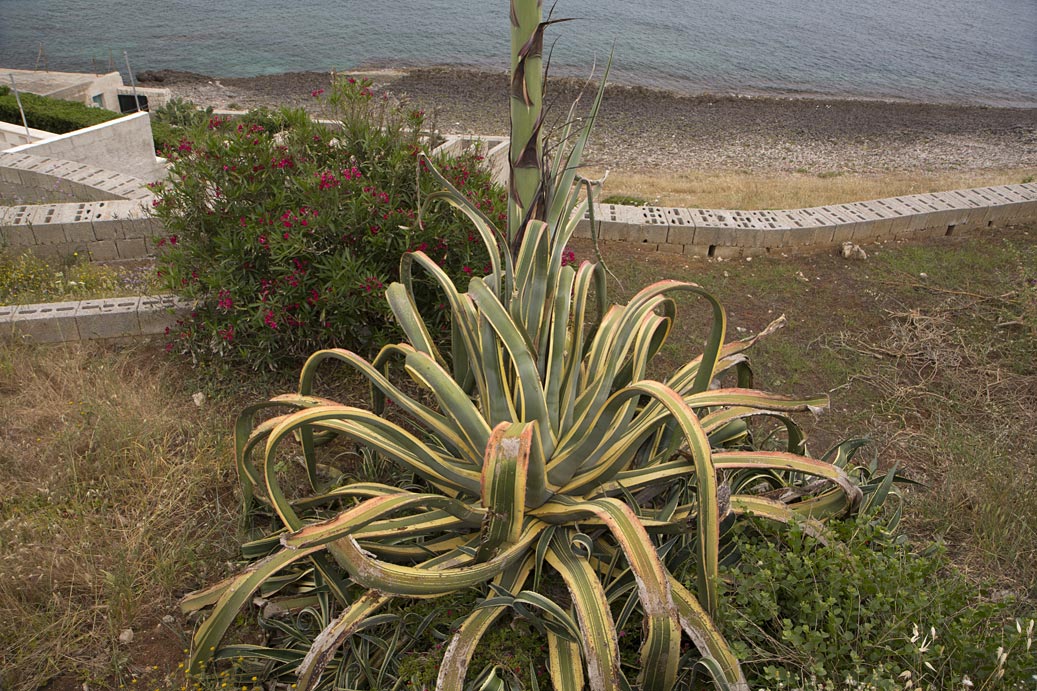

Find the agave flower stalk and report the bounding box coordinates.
[508,0,546,249]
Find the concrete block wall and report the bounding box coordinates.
[2,129,1034,265]
[0,152,156,203]
[0,199,161,260]
[0,151,161,260]
[572,184,1037,256]
[3,112,167,182]
[1,295,189,343]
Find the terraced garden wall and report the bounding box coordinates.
[2,133,1035,344]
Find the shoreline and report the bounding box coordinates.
[140,66,1037,175]
[342,60,1037,111]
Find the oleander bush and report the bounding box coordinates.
[151,96,215,154]
[150,77,505,369]
[720,519,1035,690]
[0,89,121,134]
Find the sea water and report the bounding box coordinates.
[0,0,1034,106]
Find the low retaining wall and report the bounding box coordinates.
[0,151,156,203]
[2,183,1035,345]
[2,127,1034,264]
[0,198,161,260]
[573,183,1037,258]
[2,181,1034,264]
[3,112,167,182]
[1,294,187,343]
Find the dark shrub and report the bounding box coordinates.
[0,90,121,134]
[151,78,505,370]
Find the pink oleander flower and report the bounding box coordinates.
[361,276,384,293]
[318,171,339,190]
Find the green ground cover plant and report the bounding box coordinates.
[0,87,121,134]
[600,193,649,207]
[721,519,1034,689]
[603,230,1037,596]
[151,77,505,369]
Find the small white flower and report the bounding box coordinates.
[961,675,973,688]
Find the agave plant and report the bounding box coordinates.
[181,3,870,689]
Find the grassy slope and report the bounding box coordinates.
[0,344,245,689]
[593,224,1037,592]
[0,225,1034,689]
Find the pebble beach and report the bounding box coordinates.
[141,66,1037,175]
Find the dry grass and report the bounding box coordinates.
[587,167,1036,210]
[0,341,241,690]
[1,226,1034,689]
